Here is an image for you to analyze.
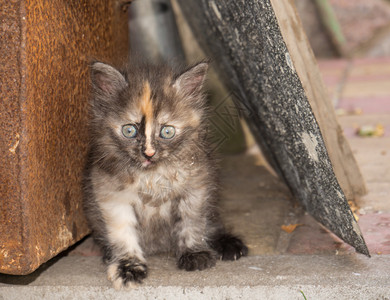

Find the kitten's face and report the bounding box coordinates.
[109,81,202,169]
[90,61,208,171]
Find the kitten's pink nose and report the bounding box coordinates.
[143,149,156,159]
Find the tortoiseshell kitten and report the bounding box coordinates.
[83,59,248,289]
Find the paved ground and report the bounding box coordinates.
[0,57,389,299]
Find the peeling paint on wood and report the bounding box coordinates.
[301,132,319,162]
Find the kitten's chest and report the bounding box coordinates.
[135,166,189,206]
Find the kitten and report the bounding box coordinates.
[83,59,248,289]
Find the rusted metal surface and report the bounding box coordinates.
[0,0,128,275]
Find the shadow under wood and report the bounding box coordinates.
[219,152,298,255]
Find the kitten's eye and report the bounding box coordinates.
[160,126,175,139]
[122,124,138,138]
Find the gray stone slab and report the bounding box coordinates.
[1,254,389,300]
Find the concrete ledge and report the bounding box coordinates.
[1,254,389,299]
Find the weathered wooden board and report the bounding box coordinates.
[176,0,369,255]
[270,0,366,200]
[0,0,128,275]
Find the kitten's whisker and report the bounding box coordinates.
[93,153,109,165]
[137,191,150,195]
[157,185,172,190]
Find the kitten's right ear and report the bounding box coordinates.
[90,61,127,95]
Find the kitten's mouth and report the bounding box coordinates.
[142,159,153,167]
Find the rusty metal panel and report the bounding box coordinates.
[0,0,129,275]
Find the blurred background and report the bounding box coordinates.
[295,0,390,137]
[296,0,390,58]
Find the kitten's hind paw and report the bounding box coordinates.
[211,233,248,261]
[177,251,216,271]
[107,258,148,289]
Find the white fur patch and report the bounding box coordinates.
[98,186,145,260]
[159,200,172,220]
[107,262,137,290]
[144,120,155,157]
[107,262,118,282]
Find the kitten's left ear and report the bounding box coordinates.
[173,62,209,96]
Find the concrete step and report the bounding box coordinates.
[1,254,389,300]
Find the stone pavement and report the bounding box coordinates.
[0,57,389,299]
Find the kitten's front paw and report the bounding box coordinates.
[177,251,216,271]
[213,234,248,261]
[107,258,148,289]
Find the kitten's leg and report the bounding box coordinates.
[174,193,217,271]
[99,200,147,289]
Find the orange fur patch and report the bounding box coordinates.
[140,81,153,123]
[140,81,155,155]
